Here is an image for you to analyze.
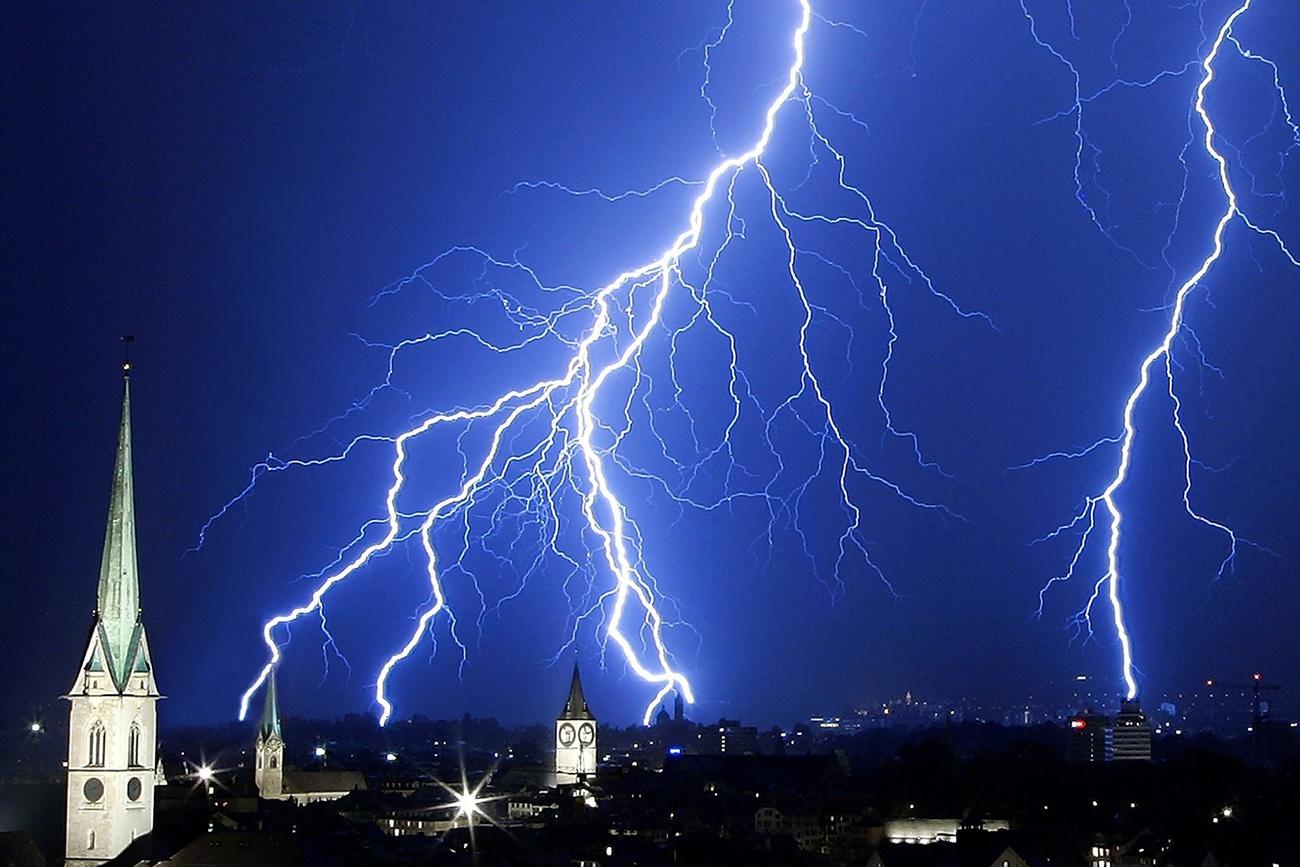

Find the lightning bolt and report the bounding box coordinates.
[1023,0,1297,699]
[203,0,992,727]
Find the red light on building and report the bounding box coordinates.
[1070,719,1087,729]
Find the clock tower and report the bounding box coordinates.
[555,663,596,784]
[65,370,160,864]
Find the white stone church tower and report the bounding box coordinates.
[65,370,160,864]
[555,663,596,784]
[254,666,284,799]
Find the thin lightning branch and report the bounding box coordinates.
[1020,0,1211,266]
[507,177,705,203]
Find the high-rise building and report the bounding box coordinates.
[555,663,597,784]
[1111,699,1152,762]
[698,718,760,755]
[1067,710,1112,763]
[65,372,161,864]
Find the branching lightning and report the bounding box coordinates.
[199,0,993,726]
[1021,0,1298,698]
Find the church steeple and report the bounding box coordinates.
[95,373,143,688]
[560,662,594,720]
[259,665,281,741]
[65,361,160,865]
[254,666,285,800]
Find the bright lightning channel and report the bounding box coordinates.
[232,0,795,726]
[220,0,983,727]
[1026,0,1298,699]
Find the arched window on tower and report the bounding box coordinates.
[88,721,106,768]
[270,755,278,769]
[128,722,142,767]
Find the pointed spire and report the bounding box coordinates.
[96,372,142,686]
[259,666,281,741]
[560,662,594,720]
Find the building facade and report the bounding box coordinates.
[1068,711,1113,763]
[65,374,161,865]
[1111,699,1152,761]
[698,718,760,755]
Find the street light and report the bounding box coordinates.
[454,789,480,819]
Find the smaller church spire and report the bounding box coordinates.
[560,662,594,720]
[259,665,281,741]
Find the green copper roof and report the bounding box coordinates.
[96,376,143,687]
[259,666,281,740]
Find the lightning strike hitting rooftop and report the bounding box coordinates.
[208,0,988,726]
[1023,0,1298,699]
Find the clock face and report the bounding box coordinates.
[558,722,576,747]
[578,722,596,746]
[83,777,104,803]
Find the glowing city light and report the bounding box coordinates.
[314,746,327,758]
[196,765,213,782]
[29,722,41,734]
[454,790,480,818]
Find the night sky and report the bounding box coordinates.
[5,1,1298,729]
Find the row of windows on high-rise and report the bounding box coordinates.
[86,720,144,768]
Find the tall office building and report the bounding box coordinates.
[1111,699,1152,761]
[1068,710,1112,763]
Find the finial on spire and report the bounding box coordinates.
[121,334,136,377]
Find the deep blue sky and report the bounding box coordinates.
[4,1,1298,728]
